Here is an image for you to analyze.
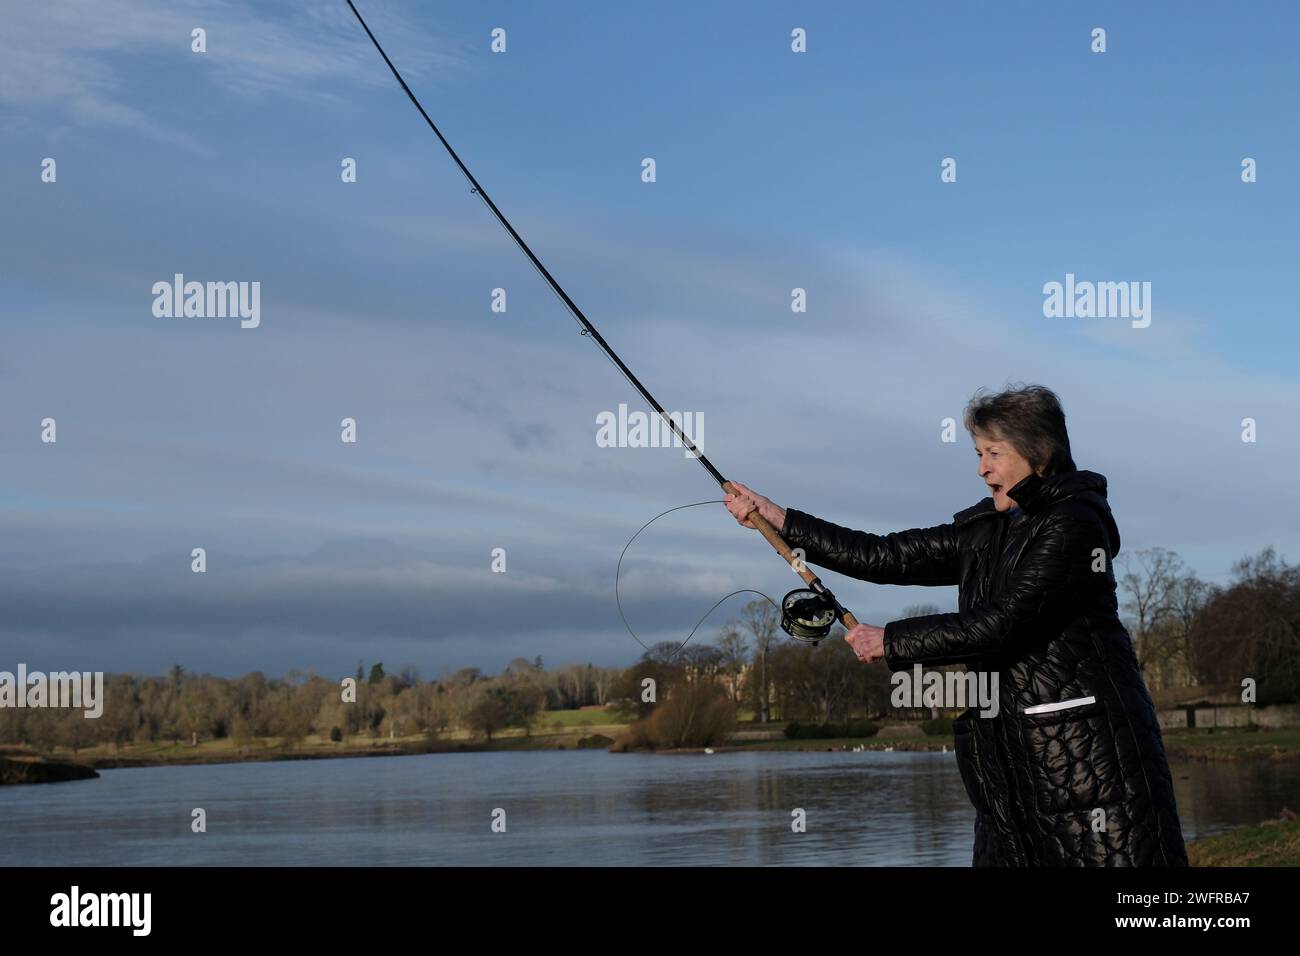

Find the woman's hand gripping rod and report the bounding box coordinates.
[721,481,861,640]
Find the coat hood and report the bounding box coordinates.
[953,469,1122,557]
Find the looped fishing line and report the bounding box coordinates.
[615,500,780,660]
[346,0,867,646]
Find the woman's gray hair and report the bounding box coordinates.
[963,384,1077,477]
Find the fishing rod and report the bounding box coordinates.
[346,0,860,644]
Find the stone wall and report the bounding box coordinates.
[1157,703,1300,730]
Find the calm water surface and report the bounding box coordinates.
[1,751,1294,866]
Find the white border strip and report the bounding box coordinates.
[1023,695,1096,715]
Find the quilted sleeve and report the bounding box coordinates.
[780,508,960,586]
[882,506,1106,668]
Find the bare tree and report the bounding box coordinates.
[56,710,96,755]
[741,599,780,723]
[464,685,509,743]
[1169,573,1211,687]
[274,690,312,749]
[1192,548,1300,703]
[504,658,535,679]
[425,683,453,738]
[592,666,619,706]
[765,622,891,724]
[716,624,749,706]
[1119,547,1186,686]
[679,644,724,686]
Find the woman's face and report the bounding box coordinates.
[974,431,1037,512]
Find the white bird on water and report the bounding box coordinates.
[704,747,714,754]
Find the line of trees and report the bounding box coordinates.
[1119,546,1300,704]
[0,656,625,755]
[3,546,1294,756]
[617,542,1300,741]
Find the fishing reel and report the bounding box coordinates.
[780,588,840,645]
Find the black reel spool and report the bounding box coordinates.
[780,588,838,645]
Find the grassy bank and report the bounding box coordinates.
[1188,817,1300,866]
[724,736,953,752]
[0,718,631,777]
[6,723,1300,778]
[717,727,1300,756]
[1160,728,1300,761]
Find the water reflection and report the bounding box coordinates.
[0,750,1293,866]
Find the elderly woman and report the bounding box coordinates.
[724,385,1188,867]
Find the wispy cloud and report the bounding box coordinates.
[4,1,1297,678]
[0,0,473,151]
[6,212,1297,674]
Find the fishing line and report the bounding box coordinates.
[615,500,781,659]
[616,501,845,652]
[347,0,866,644]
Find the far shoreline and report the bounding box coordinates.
[4,727,1298,782]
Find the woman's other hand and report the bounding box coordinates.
[723,481,786,532]
[845,623,886,664]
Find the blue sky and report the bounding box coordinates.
[2,0,1298,678]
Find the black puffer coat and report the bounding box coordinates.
[781,469,1188,866]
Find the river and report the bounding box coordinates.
[1,751,1295,865]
